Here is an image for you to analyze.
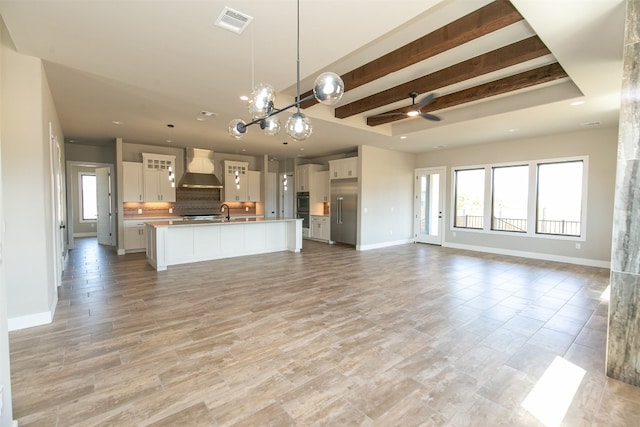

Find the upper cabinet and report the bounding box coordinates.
[224,160,260,202]
[296,164,322,192]
[122,161,143,202]
[312,170,330,203]
[329,157,358,180]
[142,153,176,202]
[247,170,261,202]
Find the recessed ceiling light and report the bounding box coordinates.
[166,139,173,143]
[300,148,305,151]
[111,120,123,125]
[196,111,218,121]
[434,145,444,149]
[508,128,518,133]
[571,100,585,106]
[241,148,246,152]
[400,136,407,139]
[240,95,249,101]
[581,120,601,127]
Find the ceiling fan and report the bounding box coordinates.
[370,92,441,121]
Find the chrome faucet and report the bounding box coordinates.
[220,203,231,220]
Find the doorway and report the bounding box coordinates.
[414,167,446,245]
[66,161,115,250]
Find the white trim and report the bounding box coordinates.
[357,238,414,251]
[117,248,126,255]
[8,294,58,331]
[442,241,610,269]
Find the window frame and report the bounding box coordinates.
[450,156,588,241]
[79,172,98,223]
[453,167,485,230]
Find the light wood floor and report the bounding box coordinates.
[9,238,640,426]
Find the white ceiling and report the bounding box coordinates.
[0,0,625,159]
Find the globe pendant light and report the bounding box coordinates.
[227,0,344,141]
[286,112,312,141]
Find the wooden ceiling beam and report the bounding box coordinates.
[338,36,550,119]
[366,62,568,126]
[298,0,523,109]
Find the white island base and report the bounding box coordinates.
[145,218,302,271]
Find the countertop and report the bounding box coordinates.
[145,217,301,228]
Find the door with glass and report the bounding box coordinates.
[414,167,445,245]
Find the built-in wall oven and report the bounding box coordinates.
[296,191,310,228]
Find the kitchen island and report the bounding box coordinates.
[145,217,302,271]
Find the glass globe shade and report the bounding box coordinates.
[285,112,312,141]
[262,115,281,136]
[228,119,247,139]
[313,72,345,106]
[248,83,275,119]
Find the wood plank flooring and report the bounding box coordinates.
[9,238,640,426]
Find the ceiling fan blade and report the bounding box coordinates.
[420,112,441,121]
[415,93,436,109]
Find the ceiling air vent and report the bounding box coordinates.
[214,7,253,34]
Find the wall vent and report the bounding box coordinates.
[214,7,253,34]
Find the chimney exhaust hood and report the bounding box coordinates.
[178,148,223,189]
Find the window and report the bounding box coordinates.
[536,161,583,236]
[492,165,528,232]
[81,173,97,221]
[454,168,484,229]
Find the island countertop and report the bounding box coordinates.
[145,217,299,228]
[145,217,302,271]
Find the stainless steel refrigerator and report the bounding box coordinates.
[330,178,357,245]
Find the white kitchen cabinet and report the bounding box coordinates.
[123,161,143,202]
[247,170,261,202]
[142,153,176,202]
[312,170,330,203]
[296,164,322,192]
[310,215,330,242]
[124,220,146,251]
[329,157,358,180]
[224,160,248,202]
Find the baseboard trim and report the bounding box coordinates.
[442,242,611,268]
[357,238,414,251]
[74,232,97,237]
[8,294,58,331]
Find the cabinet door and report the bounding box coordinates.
[296,167,307,192]
[224,161,249,201]
[344,157,357,178]
[124,225,145,250]
[142,153,176,201]
[313,171,330,203]
[143,170,161,201]
[320,217,330,241]
[247,171,261,202]
[123,162,143,202]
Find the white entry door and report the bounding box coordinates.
[96,167,113,245]
[414,167,445,245]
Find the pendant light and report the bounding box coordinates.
[228,0,344,141]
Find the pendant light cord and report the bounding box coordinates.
[296,0,300,112]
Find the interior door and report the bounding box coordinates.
[50,126,66,287]
[96,167,113,245]
[415,167,445,245]
[266,172,277,218]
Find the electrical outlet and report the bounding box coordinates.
[138,209,142,214]
[245,206,249,212]
[575,243,581,249]
[169,208,173,214]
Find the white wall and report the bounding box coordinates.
[1,16,63,329]
[359,145,415,249]
[0,15,14,427]
[415,126,618,266]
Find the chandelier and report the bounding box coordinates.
[228,0,344,142]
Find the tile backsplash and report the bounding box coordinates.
[123,188,256,218]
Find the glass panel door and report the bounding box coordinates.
[415,167,445,245]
